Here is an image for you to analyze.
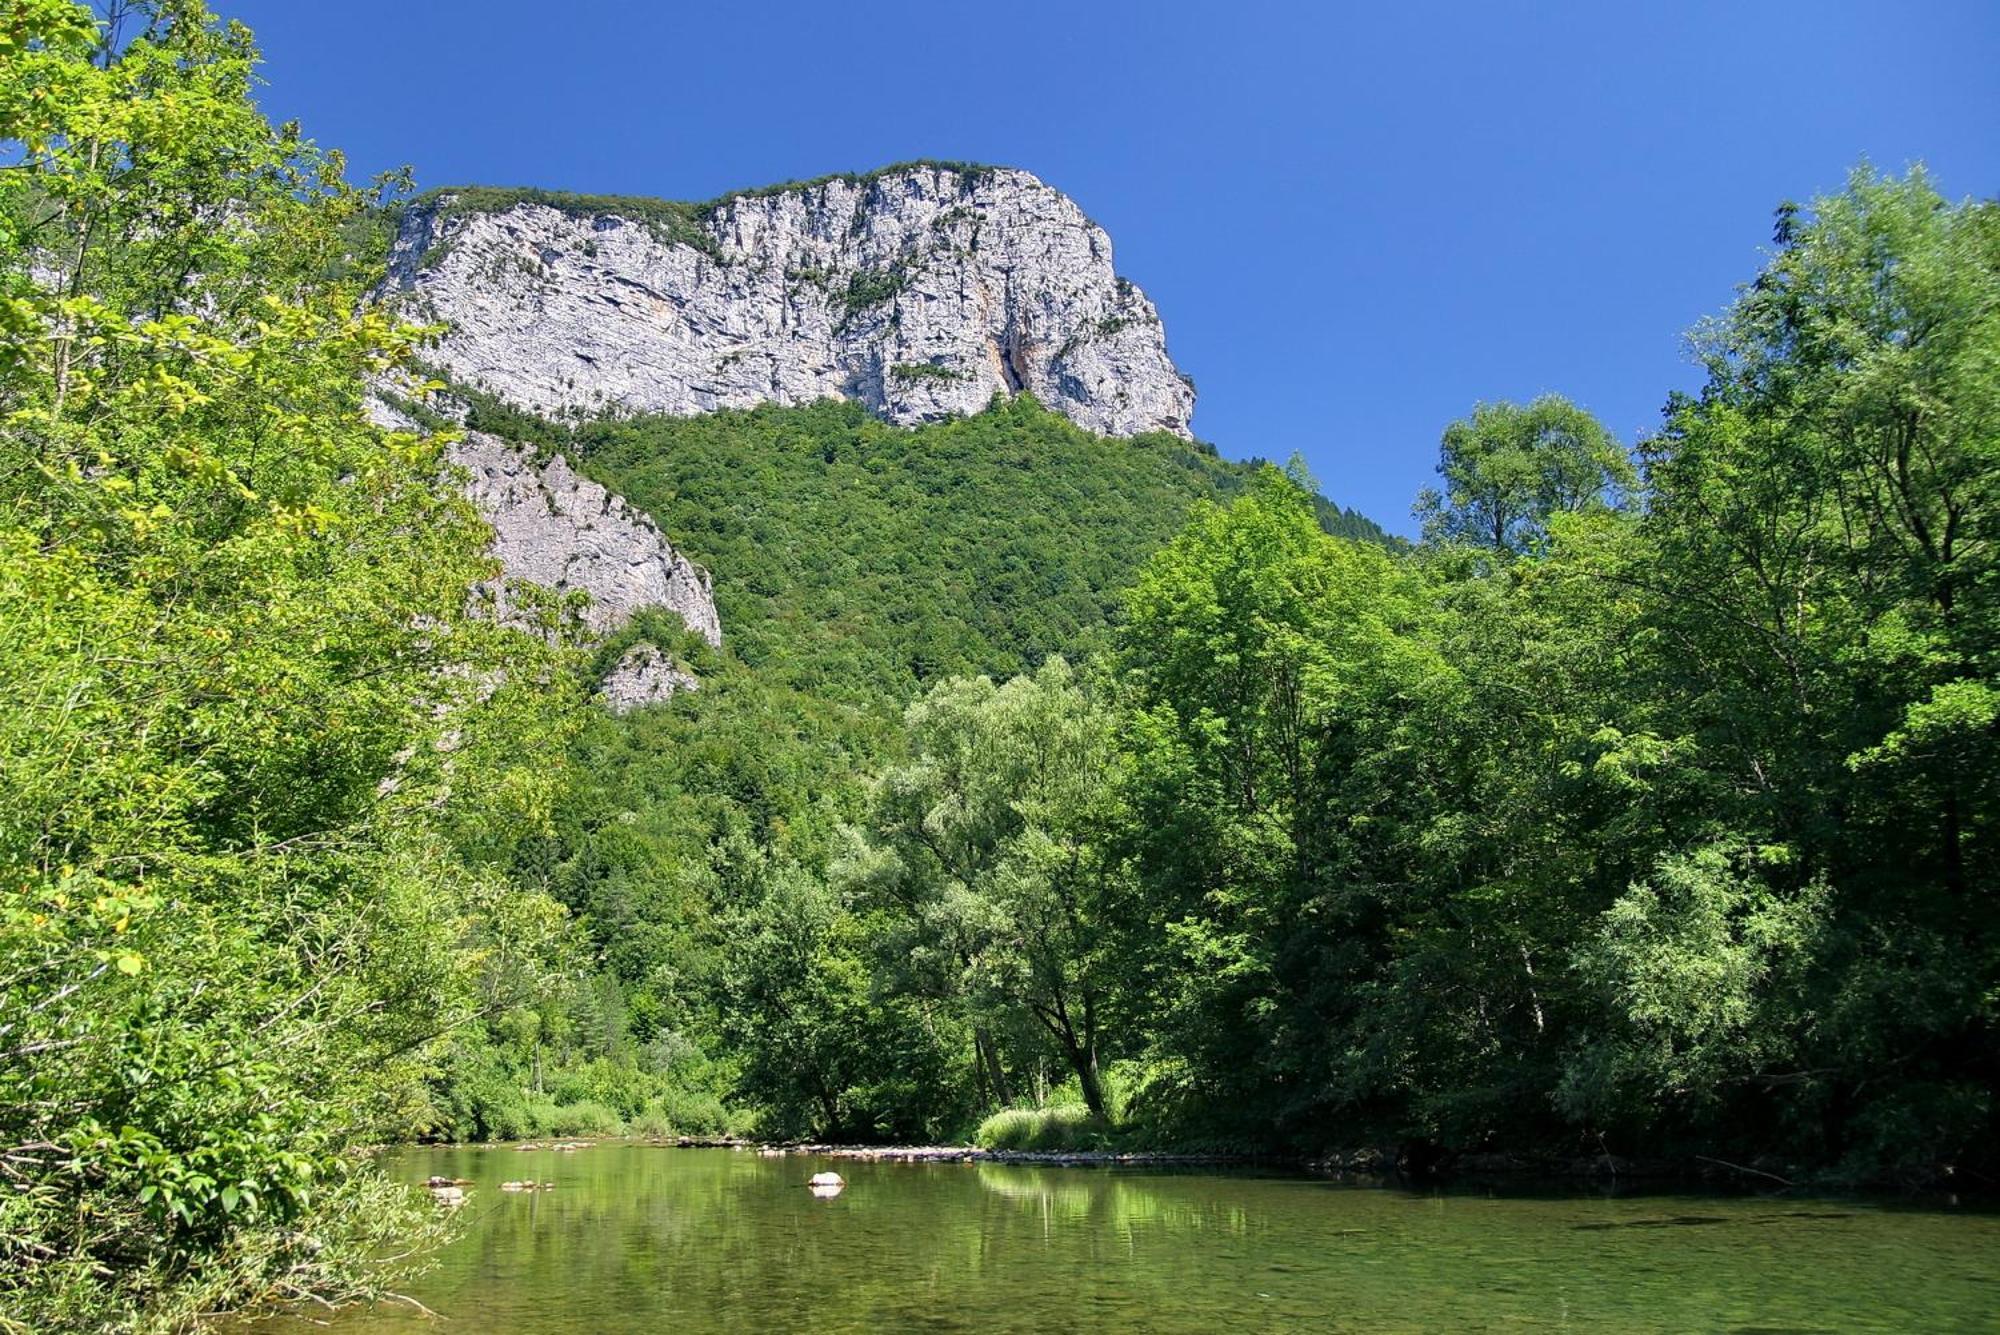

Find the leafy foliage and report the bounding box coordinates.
[1415,393,1635,552]
[558,393,1390,703]
[1102,167,1999,1178]
[477,169,1994,1187]
[844,658,1128,1115]
[5,14,1991,1332]
[0,3,580,1326]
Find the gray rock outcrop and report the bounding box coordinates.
[597,643,701,713]
[449,431,719,643]
[448,430,718,709]
[384,164,1195,439]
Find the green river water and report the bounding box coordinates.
[261,1144,1998,1332]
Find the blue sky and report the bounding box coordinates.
[228,0,1997,533]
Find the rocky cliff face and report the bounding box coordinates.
[371,396,715,708]
[449,432,720,643]
[449,430,719,708]
[385,164,1195,439]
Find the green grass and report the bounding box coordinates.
[974,1104,1115,1151]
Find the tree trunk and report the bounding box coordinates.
[814,1075,843,1141]
[1074,1044,1106,1118]
[975,1026,1014,1107]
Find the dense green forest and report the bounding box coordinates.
[463,165,1998,1185]
[2,2,1996,1330]
[460,390,1390,703]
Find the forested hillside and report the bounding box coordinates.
[477,167,1998,1190]
[461,391,1389,702]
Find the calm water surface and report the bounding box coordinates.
[264,1144,1999,1332]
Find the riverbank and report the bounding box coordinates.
[744,1142,1267,1168]
[668,1139,1932,1191]
[631,1138,1743,1185]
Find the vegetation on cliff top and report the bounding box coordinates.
[414,160,1009,224]
[402,161,1016,263]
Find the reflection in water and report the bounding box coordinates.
[973,1162,1250,1238]
[248,1147,2000,1334]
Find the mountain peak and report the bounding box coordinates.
[385,164,1194,438]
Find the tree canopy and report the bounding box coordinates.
[1415,394,1635,553]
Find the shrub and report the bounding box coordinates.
[889,361,968,384]
[842,267,907,315]
[973,1104,1110,1151]
[530,1099,624,1138]
[626,1104,676,1138]
[657,1088,733,1136]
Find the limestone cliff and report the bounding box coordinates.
[444,430,717,709]
[384,163,1195,439]
[448,431,719,646]
[352,394,718,709]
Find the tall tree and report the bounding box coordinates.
[1416,394,1635,554]
[1115,470,1449,1140]
[848,658,1127,1115]
[1568,166,2000,1171]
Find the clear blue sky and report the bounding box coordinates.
[227,0,1997,533]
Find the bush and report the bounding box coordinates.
[656,1087,735,1136]
[888,361,968,383]
[626,1104,677,1138]
[530,1099,624,1138]
[623,1090,742,1139]
[974,1104,1112,1152]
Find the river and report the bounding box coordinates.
[264,1144,1999,1331]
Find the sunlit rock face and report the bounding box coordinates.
[381,162,1196,708]
[448,430,718,710]
[448,432,719,643]
[384,164,1195,439]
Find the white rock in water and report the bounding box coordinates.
[808,1171,845,1188]
[384,164,1195,440]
